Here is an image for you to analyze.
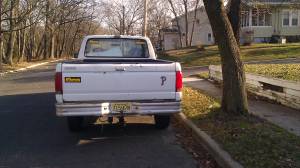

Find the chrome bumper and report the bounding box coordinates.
[56,102,181,117]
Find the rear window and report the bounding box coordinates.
[84,38,150,58]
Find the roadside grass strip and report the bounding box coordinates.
[182,87,300,168]
[245,64,300,81]
[0,59,63,76]
[160,43,300,67]
[194,64,300,82]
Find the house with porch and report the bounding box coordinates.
[160,0,300,50]
[241,0,300,43]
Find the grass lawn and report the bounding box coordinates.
[182,87,300,168]
[245,64,300,81]
[159,43,300,67]
[194,64,300,81]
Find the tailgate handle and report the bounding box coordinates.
[115,67,126,71]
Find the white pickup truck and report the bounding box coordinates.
[55,35,182,132]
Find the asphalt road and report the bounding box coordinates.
[0,62,197,168]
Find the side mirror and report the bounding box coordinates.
[73,53,79,58]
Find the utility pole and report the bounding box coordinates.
[142,0,148,37]
[122,5,125,35]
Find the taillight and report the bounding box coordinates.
[55,72,63,94]
[176,71,183,92]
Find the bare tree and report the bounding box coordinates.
[142,0,148,36]
[189,0,200,46]
[168,0,183,47]
[0,0,102,67]
[203,0,248,115]
[147,0,172,45]
[101,0,144,35]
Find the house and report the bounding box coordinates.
[241,0,300,43]
[159,7,214,51]
[158,28,181,51]
[160,0,300,50]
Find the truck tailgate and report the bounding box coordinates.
[61,63,176,102]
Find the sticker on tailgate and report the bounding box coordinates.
[65,77,81,83]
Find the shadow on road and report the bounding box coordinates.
[11,75,54,84]
[0,92,189,168]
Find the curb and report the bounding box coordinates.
[0,59,64,77]
[174,113,243,168]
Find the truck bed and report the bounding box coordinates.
[62,59,174,64]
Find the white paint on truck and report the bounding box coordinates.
[55,35,182,122]
[62,63,177,101]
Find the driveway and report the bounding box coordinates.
[0,62,197,168]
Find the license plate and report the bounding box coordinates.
[111,103,132,113]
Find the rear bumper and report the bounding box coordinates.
[56,101,181,117]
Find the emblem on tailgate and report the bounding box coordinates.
[161,76,167,86]
[65,77,81,83]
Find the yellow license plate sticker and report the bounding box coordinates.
[65,77,81,83]
[111,103,132,112]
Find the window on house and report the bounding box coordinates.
[252,9,259,26]
[252,8,272,26]
[291,11,299,26]
[208,33,212,42]
[241,10,250,27]
[265,12,272,26]
[283,11,290,26]
[259,12,265,26]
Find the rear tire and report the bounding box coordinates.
[67,117,84,132]
[154,115,171,129]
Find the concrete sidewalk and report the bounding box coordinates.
[184,78,300,137]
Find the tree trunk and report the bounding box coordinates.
[59,27,67,57]
[18,28,26,63]
[168,0,183,48]
[183,0,189,47]
[190,0,200,46]
[0,40,2,71]
[20,30,26,62]
[228,0,241,45]
[0,0,2,70]
[69,22,81,56]
[50,30,55,59]
[17,30,21,61]
[43,33,48,60]
[6,0,16,66]
[28,13,35,61]
[203,0,248,115]
[43,0,50,60]
[142,0,148,36]
[6,30,16,66]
